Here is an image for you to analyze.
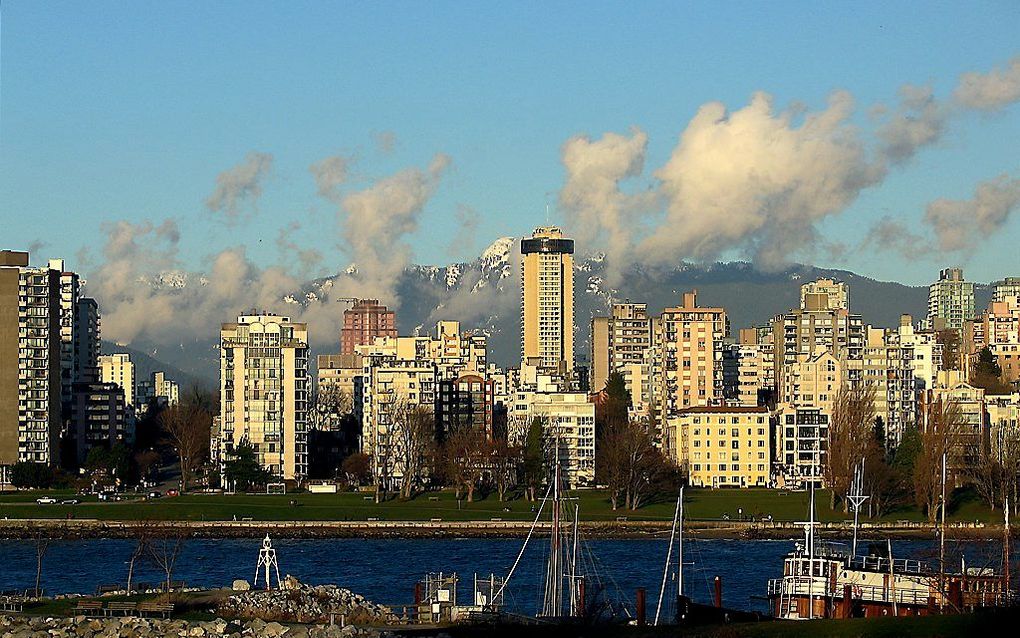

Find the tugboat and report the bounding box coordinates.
[767,456,1014,619]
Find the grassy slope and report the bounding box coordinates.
[0,488,1000,524]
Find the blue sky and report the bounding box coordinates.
[2,1,1019,286]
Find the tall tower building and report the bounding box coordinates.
[219,313,309,481]
[0,250,63,482]
[340,299,397,356]
[521,226,575,374]
[927,267,975,330]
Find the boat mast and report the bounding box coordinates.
[807,480,816,620]
[543,455,563,617]
[848,457,869,558]
[569,503,579,616]
[888,538,898,616]
[678,484,684,601]
[940,451,947,582]
[1004,497,1011,595]
[654,494,680,626]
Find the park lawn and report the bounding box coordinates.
[0,488,997,525]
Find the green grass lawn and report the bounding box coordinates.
[0,487,999,525]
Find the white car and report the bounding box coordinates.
[35,496,58,504]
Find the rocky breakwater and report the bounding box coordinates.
[218,579,392,626]
[0,615,388,638]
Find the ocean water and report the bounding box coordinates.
[0,536,1007,616]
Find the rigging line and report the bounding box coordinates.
[654,496,680,626]
[493,482,553,604]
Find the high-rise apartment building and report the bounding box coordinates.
[1,251,63,482]
[100,353,135,406]
[771,295,864,398]
[219,313,309,481]
[800,278,849,311]
[521,226,574,374]
[355,354,437,487]
[74,297,100,386]
[340,299,396,356]
[590,302,653,395]
[992,277,1020,305]
[657,291,729,414]
[510,390,595,488]
[927,268,975,330]
[71,381,129,464]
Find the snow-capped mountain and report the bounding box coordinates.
[116,235,991,387]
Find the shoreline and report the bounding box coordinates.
[0,518,1006,541]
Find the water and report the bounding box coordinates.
[0,537,1007,615]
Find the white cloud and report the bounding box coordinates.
[954,55,1020,111]
[205,152,273,220]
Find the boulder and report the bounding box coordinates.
[232,580,251,592]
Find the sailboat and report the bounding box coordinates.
[653,487,766,626]
[767,455,1015,619]
[488,458,627,624]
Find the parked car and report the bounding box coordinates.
[166,489,179,497]
[35,496,58,505]
[147,491,162,499]
[60,498,80,505]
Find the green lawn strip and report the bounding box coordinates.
[0,488,997,525]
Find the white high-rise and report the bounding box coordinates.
[219,313,309,481]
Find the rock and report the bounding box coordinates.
[284,575,301,590]
[263,621,287,636]
[232,580,251,592]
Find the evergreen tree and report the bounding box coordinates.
[223,442,273,491]
[597,371,631,443]
[522,417,545,501]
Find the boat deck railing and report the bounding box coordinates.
[767,577,932,607]
[848,555,929,574]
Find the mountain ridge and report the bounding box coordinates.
[107,237,994,387]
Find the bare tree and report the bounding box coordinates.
[28,525,52,597]
[311,383,353,431]
[393,402,437,499]
[596,420,666,511]
[160,403,211,493]
[825,386,877,511]
[915,399,967,522]
[444,426,488,502]
[126,524,153,593]
[490,438,521,501]
[145,522,189,602]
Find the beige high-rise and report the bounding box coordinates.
[521,227,574,374]
[100,353,135,406]
[219,313,309,482]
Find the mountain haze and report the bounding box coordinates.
[111,237,993,386]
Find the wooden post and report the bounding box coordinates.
[842,584,852,618]
[577,577,585,618]
[636,588,646,626]
[713,576,723,608]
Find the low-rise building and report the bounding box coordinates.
[675,406,770,488]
